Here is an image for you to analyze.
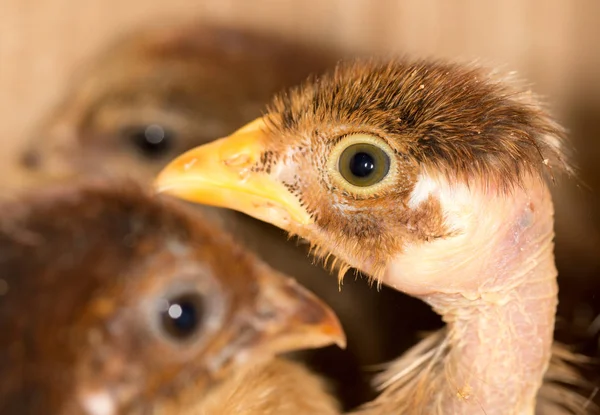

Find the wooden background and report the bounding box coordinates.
[1,0,599,267]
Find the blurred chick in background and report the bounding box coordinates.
[15,19,422,408]
[0,182,344,415]
[19,21,336,183]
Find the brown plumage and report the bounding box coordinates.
[0,182,344,414]
[155,58,599,414]
[14,21,396,407]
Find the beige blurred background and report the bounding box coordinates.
[1,0,599,274]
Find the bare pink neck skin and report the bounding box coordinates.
[386,176,557,414]
[425,247,557,414]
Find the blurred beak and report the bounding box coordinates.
[154,117,312,231]
[251,267,346,354]
[211,267,346,376]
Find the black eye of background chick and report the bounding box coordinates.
[125,124,175,159]
[160,292,205,341]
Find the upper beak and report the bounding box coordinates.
[154,117,312,231]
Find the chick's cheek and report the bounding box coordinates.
[384,175,556,299]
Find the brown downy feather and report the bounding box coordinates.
[266,58,573,189]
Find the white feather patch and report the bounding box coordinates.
[80,391,115,415]
[408,173,472,234]
[407,174,439,209]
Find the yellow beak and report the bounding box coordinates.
[154,117,312,230]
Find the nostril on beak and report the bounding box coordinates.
[20,149,42,170]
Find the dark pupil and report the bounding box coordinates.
[129,124,173,158]
[349,152,376,178]
[161,294,203,340]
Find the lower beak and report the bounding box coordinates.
[153,117,312,231]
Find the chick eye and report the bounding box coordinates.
[159,292,205,341]
[338,143,391,187]
[125,124,175,159]
[328,134,397,196]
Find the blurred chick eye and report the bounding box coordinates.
[328,134,397,195]
[159,292,204,341]
[125,124,175,158]
[338,143,390,187]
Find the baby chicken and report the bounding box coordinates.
[0,182,344,414]
[155,59,599,414]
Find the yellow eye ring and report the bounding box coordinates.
[327,134,398,197]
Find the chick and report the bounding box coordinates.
[18,21,338,184]
[15,22,398,407]
[0,182,344,414]
[155,59,599,414]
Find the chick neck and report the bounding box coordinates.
[385,175,557,415]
